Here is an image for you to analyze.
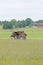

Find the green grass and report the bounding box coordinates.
[0,39,43,65]
[0,27,43,65]
[0,27,43,39]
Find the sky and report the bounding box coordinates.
[0,0,43,21]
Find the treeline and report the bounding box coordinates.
[0,18,43,29]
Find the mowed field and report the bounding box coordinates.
[0,27,43,65]
[0,27,43,39]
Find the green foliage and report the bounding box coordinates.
[18,20,26,28]
[25,18,33,26]
[3,21,13,29]
[0,18,34,29]
[1,18,43,29]
[10,19,17,25]
[36,20,43,23]
[20,20,26,27]
[15,22,19,28]
[0,21,2,25]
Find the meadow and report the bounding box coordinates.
[0,27,43,39]
[0,27,43,65]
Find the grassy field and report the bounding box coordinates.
[0,27,43,65]
[0,27,43,39]
[0,39,43,65]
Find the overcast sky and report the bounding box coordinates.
[0,0,43,21]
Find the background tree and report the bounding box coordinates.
[36,20,43,23]
[0,21,2,25]
[10,19,17,28]
[25,18,33,26]
[3,21,13,29]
